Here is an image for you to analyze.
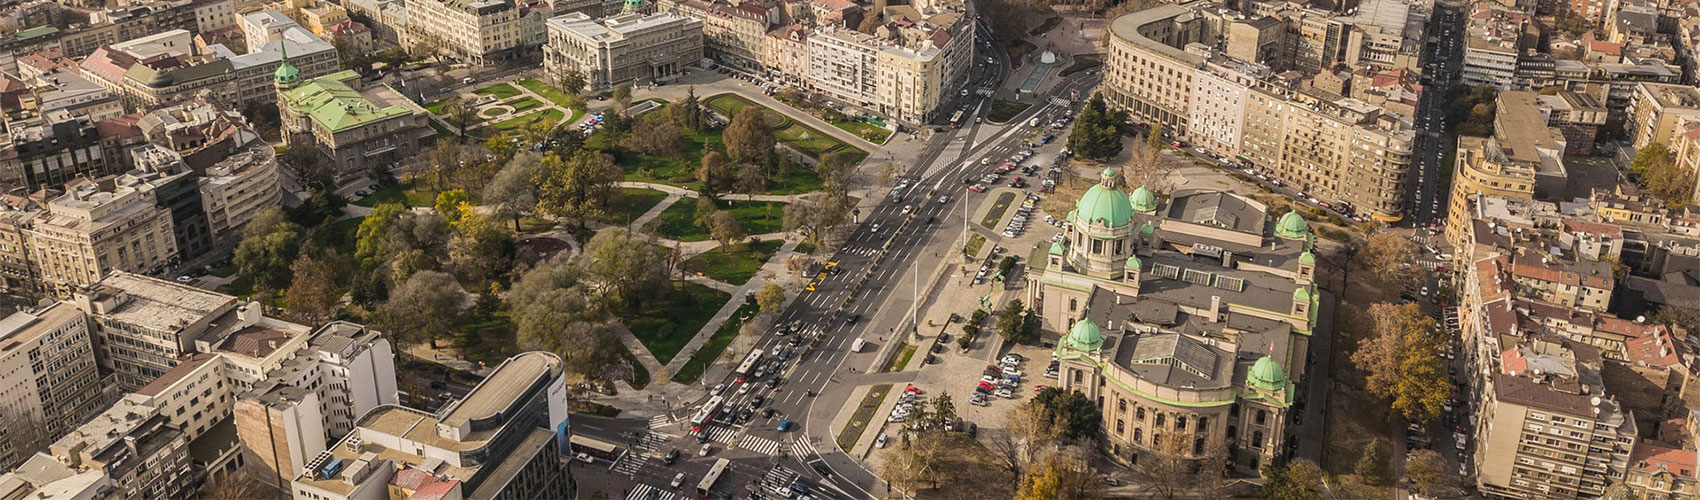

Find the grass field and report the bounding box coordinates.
[980,192,1016,228]
[671,302,760,384]
[516,78,576,107]
[646,199,788,242]
[473,82,521,99]
[505,96,543,112]
[353,181,435,208]
[618,281,730,364]
[592,126,727,186]
[884,343,917,372]
[474,109,565,138]
[683,239,785,285]
[832,120,892,144]
[424,99,451,115]
[704,93,866,159]
[602,187,670,225]
[837,384,892,451]
[965,233,987,258]
[615,343,651,390]
[986,100,1032,123]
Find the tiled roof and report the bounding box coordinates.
[1630,440,1696,478]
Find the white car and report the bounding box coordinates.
[711,383,727,395]
[738,383,752,394]
[994,388,1014,399]
[575,452,594,463]
[671,473,687,488]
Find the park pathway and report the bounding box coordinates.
[661,237,801,375]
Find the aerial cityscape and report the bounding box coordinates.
[0,0,1695,496]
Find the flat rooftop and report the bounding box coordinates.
[84,272,234,334]
[444,351,555,428]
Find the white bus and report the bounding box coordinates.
[697,458,730,498]
[733,351,763,382]
[689,395,725,433]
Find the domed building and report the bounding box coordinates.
[1031,172,1319,472]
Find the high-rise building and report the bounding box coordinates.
[0,304,106,470]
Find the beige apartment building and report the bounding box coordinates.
[0,304,105,471]
[1102,3,1205,137]
[25,179,180,296]
[1445,136,1538,252]
[1474,337,1637,499]
[871,13,974,125]
[405,0,524,64]
[544,12,704,91]
[660,0,770,71]
[1628,82,1700,150]
[1239,84,1412,221]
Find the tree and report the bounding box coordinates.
[1069,96,1124,161]
[783,191,851,247]
[693,196,719,230]
[724,109,776,167]
[447,212,515,283]
[1354,439,1388,485]
[534,149,622,227]
[997,299,1026,340]
[698,151,732,191]
[880,442,926,498]
[817,150,861,190]
[278,144,334,191]
[612,84,633,112]
[1405,449,1452,497]
[1260,459,1324,500]
[858,12,882,33]
[514,285,622,376]
[285,255,341,325]
[734,163,767,194]
[1350,302,1451,422]
[1031,388,1100,441]
[930,392,958,430]
[623,113,689,157]
[672,87,705,131]
[484,153,544,231]
[1016,453,1103,500]
[554,67,587,97]
[1629,142,1697,207]
[234,207,305,293]
[1362,232,1417,283]
[756,282,785,314]
[435,189,473,225]
[379,271,465,348]
[1121,140,1176,194]
[441,96,479,141]
[198,464,279,500]
[708,211,745,250]
[1130,430,1228,498]
[572,227,670,311]
[986,401,1062,480]
[1601,482,1636,500]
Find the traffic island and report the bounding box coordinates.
[835,384,892,452]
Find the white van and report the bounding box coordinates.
[850,338,867,352]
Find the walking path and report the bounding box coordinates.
[662,237,801,374]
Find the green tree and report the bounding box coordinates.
[612,84,633,112]
[534,149,622,228]
[693,196,719,229]
[1354,439,1388,485]
[435,189,472,225]
[697,151,732,192]
[724,109,776,167]
[379,270,464,348]
[234,207,305,293]
[930,392,958,429]
[483,153,543,232]
[1068,96,1123,161]
[1146,122,1165,149]
[278,144,334,192]
[756,282,785,314]
[783,191,850,248]
[571,227,670,311]
[1351,302,1451,423]
[708,211,745,251]
[447,212,515,283]
[1630,143,1697,207]
[441,96,478,142]
[1260,459,1324,500]
[513,282,622,376]
[622,112,688,157]
[1031,388,1101,441]
[997,299,1026,340]
[672,87,705,131]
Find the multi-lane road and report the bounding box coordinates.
[1408,0,1466,227]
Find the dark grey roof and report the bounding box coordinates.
[1111,332,1232,390]
[1165,190,1266,235]
[1128,333,1220,380]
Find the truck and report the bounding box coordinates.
[850,338,867,352]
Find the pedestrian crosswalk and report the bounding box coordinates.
[648,414,677,429]
[626,483,682,500]
[790,438,817,458]
[634,432,668,455]
[739,434,782,455]
[842,245,877,257]
[703,426,738,444]
[759,466,800,491]
[611,450,647,475]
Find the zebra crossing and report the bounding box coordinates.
[842,245,877,257]
[634,433,669,455]
[647,414,677,429]
[626,483,682,500]
[611,451,647,475]
[790,438,817,459]
[703,426,738,444]
[739,434,782,455]
[759,467,801,491]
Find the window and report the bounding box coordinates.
[1118,399,1127,413]
[1134,428,1143,444]
[1116,419,1125,434]
[1156,413,1165,427]
[1198,417,1208,430]
[1069,299,1077,312]
[1252,430,1264,449]
[1194,437,1206,455]
[1176,416,1187,431]
[1255,409,1267,425]
[1137,408,1145,421]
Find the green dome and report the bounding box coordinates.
[1049,240,1065,255]
[274,43,300,85]
[1299,251,1315,265]
[1293,286,1311,303]
[1275,210,1309,240]
[1139,222,1155,236]
[1067,318,1104,351]
[1124,255,1142,270]
[1247,356,1287,391]
[1075,178,1134,229]
[1130,186,1157,213]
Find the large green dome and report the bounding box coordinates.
[274,43,300,85]
[1130,186,1156,213]
[1075,169,1134,228]
[1247,355,1287,391]
[1068,318,1104,351]
[1275,210,1309,240]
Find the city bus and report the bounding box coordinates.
[697,458,730,498]
[568,434,621,461]
[689,396,726,433]
[733,351,763,382]
[948,109,965,128]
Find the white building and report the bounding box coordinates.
[0,304,106,471]
[544,12,704,91]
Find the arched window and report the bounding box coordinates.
[1152,433,1161,449]
[1118,398,1127,413]
[1136,408,1145,421]
[1133,428,1143,444]
[1252,430,1264,449]
[1156,413,1165,427]
[1116,419,1125,434]
[1176,416,1187,431]
[1227,425,1237,439]
[1255,409,1267,425]
[1069,298,1078,312]
[1197,417,1208,431]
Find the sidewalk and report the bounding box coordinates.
[662,238,802,374]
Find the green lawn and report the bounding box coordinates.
[832,120,893,144]
[884,343,917,372]
[479,107,507,118]
[474,82,521,99]
[965,233,987,258]
[474,109,566,138]
[837,384,892,451]
[353,181,435,208]
[516,78,577,107]
[425,99,451,115]
[428,119,454,138]
[671,302,760,384]
[506,96,543,112]
[601,187,670,225]
[980,192,1017,228]
[683,239,784,285]
[618,281,730,364]
[703,93,866,160]
[645,199,787,242]
[987,100,1031,123]
[592,126,727,187]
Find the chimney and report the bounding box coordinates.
[1221,251,1232,268]
[237,301,262,326]
[1209,296,1221,322]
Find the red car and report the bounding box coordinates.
[1034,385,1049,392]
[968,184,987,193]
[904,385,922,395]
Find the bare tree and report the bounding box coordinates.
[1129,433,1228,498]
[1362,231,1417,283]
[985,401,1061,481]
[1121,140,1177,194]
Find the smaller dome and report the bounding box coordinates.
[1068,318,1104,352]
[1124,255,1141,270]
[1049,240,1065,255]
[1275,210,1309,240]
[1130,186,1156,213]
[1299,251,1315,265]
[1293,286,1311,303]
[1247,356,1287,391]
[275,60,300,85]
[1139,222,1155,236]
[1100,167,1117,182]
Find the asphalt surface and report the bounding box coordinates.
[1407,0,1466,228]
